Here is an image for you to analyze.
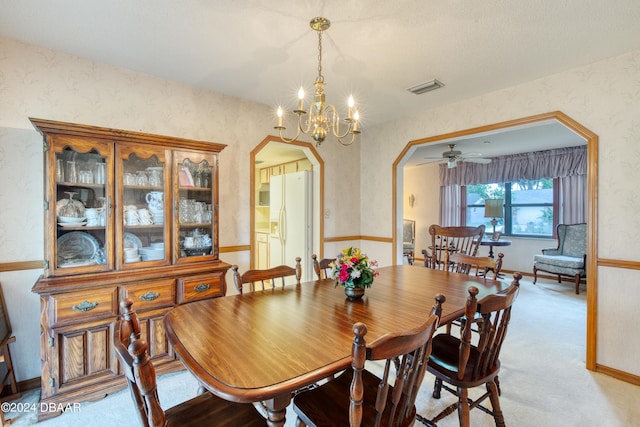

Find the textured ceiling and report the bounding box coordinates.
[1,1,639,161]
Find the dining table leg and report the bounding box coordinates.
[262,394,291,427]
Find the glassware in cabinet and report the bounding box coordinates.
[50,141,113,276]
[174,153,218,262]
[117,145,170,268]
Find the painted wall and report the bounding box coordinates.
[0,36,361,381]
[365,50,640,376]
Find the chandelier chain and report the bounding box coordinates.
[317,30,324,83]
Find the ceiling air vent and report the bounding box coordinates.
[407,79,445,95]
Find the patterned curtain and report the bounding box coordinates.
[439,146,587,225]
[560,174,587,224]
[439,185,460,226]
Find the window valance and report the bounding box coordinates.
[439,145,587,186]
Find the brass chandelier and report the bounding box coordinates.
[274,17,361,147]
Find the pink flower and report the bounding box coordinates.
[351,257,359,263]
[339,264,351,282]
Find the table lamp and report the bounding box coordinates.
[484,198,504,236]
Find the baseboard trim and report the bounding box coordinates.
[0,376,40,398]
[596,364,640,386]
[324,235,393,243]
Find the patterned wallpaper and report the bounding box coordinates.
[364,49,640,375]
[0,36,361,380]
[0,34,638,379]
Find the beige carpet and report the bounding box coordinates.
[3,277,639,426]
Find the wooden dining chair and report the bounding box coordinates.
[312,254,335,279]
[115,300,266,427]
[423,225,485,269]
[232,257,302,294]
[292,294,445,427]
[0,283,19,427]
[448,252,504,280]
[442,252,505,336]
[422,272,522,427]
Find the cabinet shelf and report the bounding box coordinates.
[57,225,105,230]
[124,184,163,190]
[179,223,211,228]
[57,182,105,188]
[179,186,211,191]
[124,224,164,229]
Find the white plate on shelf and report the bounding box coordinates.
[58,216,87,223]
[124,232,143,249]
[58,222,87,227]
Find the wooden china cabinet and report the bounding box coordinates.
[30,118,230,420]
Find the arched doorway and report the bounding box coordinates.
[392,111,598,370]
[250,136,324,281]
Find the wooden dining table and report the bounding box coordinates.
[163,265,511,426]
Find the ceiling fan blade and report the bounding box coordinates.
[461,158,492,164]
[415,159,446,167]
[458,151,482,157]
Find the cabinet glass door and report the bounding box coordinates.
[51,138,113,276]
[174,152,218,263]
[117,145,169,268]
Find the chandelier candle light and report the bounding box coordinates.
[274,17,361,147]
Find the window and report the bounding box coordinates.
[464,178,558,237]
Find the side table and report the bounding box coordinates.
[479,239,511,278]
[479,239,511,258]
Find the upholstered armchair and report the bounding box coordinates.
[533,223,587,294]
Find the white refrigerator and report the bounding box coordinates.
[269,170,313,281]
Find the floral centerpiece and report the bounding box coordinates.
[330,248,379,299]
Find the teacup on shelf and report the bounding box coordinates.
[150,209,164,224]
[85,208,100,226]
[138,208,153,225]
[124,208,139,225]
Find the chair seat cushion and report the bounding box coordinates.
[403,242,414,251]
[533,254,584,269]
[165,391,265,427]
[293,367,416,427]
[427,333,499,387]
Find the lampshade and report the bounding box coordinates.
[484,199,504,218]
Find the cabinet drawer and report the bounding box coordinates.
[177,272,224,304]
[256,232,269,243]
[120,280,175,311]
[50,288,118,327]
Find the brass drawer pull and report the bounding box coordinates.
[72,300,99,312]
[194,283,210,293]
[139,291,160,301]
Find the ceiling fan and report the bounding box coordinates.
[417,143,492,168]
